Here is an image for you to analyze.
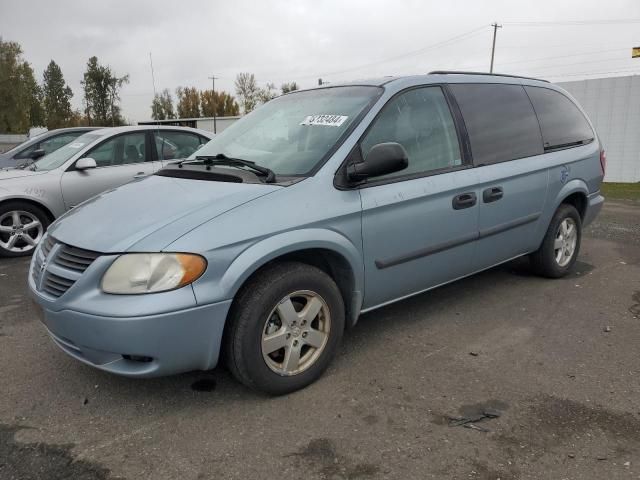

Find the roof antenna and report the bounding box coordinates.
[149,52,162,150]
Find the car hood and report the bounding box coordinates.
[48,175,282,253]
[0,167,47,180]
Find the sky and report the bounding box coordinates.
[1,0,639,123]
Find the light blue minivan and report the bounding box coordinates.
[29,72,604,394]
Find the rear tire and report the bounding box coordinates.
[225,262,345,395]
[0,201,50,258]
[530,204,581,278]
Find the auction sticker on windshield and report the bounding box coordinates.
[300,114,348,127]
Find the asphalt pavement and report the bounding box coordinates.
[1,200,639,480]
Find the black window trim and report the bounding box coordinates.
[523,84,595,153]
[334,84,473,190]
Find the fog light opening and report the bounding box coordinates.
[122,354,154,363]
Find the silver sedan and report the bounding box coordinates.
[0,126,213,257]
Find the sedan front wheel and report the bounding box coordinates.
[0,201,49,257]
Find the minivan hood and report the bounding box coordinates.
[48,175,282,253]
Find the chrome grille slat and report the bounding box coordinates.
[34,237,102,299]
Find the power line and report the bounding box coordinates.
[504,19,640,26]
[271,25,489,81]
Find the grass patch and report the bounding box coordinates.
[601,182,640,201]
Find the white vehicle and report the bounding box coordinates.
[0,126,213,257]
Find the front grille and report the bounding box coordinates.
[54,244,101,273]
[43,272,75,297]
[33,236,102,299]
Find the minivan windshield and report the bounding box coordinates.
[33,132,103,171]
[191,86,383,175]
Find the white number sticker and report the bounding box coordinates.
[300,114,348,127]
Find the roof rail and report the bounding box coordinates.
[428,70,549,83]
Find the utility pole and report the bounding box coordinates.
[490,22,502,73]
[208,75,218,133]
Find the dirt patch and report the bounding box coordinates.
[0,423,116,480]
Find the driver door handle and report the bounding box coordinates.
[133,172,146,179]
[452,192,477,210]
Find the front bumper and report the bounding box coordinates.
[32,298,232,378]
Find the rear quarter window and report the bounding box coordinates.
[524,86,594,150]
[449,83,543,165]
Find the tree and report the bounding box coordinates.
[234,72,260,114]
[42,60,73,129]
[151,88,175,120]
[81,56,129,126]
[175,86,201,118]
[281,82,299,94]
[200,90,240,117]
[258,82,278,104]
[0,38,44,133]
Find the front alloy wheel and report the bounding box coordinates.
[261,291,331,376]
[225,262,345,395]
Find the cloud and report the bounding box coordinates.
[2,0,639,122]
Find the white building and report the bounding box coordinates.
[558,75,640,182]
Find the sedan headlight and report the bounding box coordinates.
[101,253,207,294]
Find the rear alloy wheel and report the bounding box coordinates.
[530,203,582,278]
[0,203,48,257]
[225,262,345,395]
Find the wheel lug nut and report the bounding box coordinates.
[293,340,298,346]
[286,333,291,339]
[302,332,307,338]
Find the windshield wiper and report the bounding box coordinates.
[179,153,276,183]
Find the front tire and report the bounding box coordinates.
[530,204,582,278]
[225,262,345,395]
[0,201,49,258]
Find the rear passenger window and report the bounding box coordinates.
[449,84,543,165]
[361,86,462,179]
[524,86,594,150]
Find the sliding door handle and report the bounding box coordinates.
[482,186,504,203]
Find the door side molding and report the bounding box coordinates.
[374,212,541,270]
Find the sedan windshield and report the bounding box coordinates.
[191,86,382,175]
[33,132,103,171]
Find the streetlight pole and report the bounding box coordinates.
[490,22,502,73]
[208,75,218,134]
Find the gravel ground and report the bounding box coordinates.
[0,200,639,480]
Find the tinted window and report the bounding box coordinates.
[154,131,204,160]
[86,133,147,167]
[524,86,594,149]
[450,83,543,165]
[361,86,462,179]
[40,132,84,154]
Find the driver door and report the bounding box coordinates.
[60,131,157,210]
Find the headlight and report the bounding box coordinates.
[101,253,207,294]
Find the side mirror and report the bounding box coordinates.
[30,149,46,160]
[348,142,408,182]
[75,158,97,171]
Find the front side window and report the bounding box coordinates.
[449,83,543,165]
[524,86,594,150]
[86,133,147,167]
[155,131,204,160]
[32,132,104,171]
[192,86,382,175]
[360,86,462,180]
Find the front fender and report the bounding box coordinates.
[219,228,364,300]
